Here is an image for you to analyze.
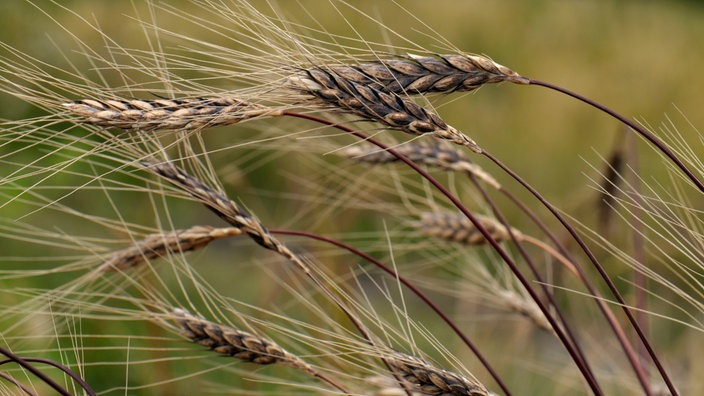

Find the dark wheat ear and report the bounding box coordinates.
[64,97,279,131]
[329,53,528,94]
[387,351,490,396]
[289,68,483,152]
[171,309,353,395]
[172,309,315,373]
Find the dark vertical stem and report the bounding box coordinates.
[467,175,598,385]
[626,131,650,385]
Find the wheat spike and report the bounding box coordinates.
[141,160,313,275]
[100,225,242,271]
[329,53,528,94]
[419,212,519,246]
[172,309,316,373]
[64,97,279,131]
[341,142,501,189]
[290,68,482,153]
[496,290,554,333]
[387,352,490,396]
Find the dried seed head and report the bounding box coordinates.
[418,212,520,246]
[387,352,490,396]
[340,142,501,189]
[172,309,315,374]
[290,68,482,153]
[329,53,528,94]
[100,226,242,271]
[64,97,279,131]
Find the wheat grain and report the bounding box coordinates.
[328,53,528,94]
[140,160,314,275]
[172,308,316,373]
[418,211,519,246]
[387,351,490,396]
[99,225,242,271]
[290,68,482,152]
[64,97,279,131]
[340,142,501,189]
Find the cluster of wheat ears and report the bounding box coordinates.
[0,1,701,395]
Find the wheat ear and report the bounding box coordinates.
[173,308,313,370]
[64,97,279,131]
[387,351,490,396]
[329,53,528,94]
[141,160,313,275]
[419,211,518,246]
[290,68,482,152]
[100,225,242,271]
[340,142,500,189]
[172,309,353,394]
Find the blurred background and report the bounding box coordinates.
[1,1,703,394]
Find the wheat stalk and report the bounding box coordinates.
[387,351,490,396]
[328,53,528,94]
[99,225,242,271]
[64,97,279,131]
[289,68,482,152]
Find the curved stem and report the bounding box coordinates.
[271,228,509,395]
[0,347,74,396]
[284,110,605,395]
[528,78,703,193]
[483,150,672,396]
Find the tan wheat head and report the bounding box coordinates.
[64,97,279,131]
[100,225,242,271]
[418,211,519,246]
[340,142,501,189]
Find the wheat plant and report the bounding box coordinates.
[0,1,702,395]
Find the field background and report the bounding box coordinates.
[0,1,703,395]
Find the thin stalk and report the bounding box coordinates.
[467,175,598,386]
[483,150,672,396]
[271,228,509,396]
[284,111,603,395]
[0,347,75,396]
[528,78,703,193]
